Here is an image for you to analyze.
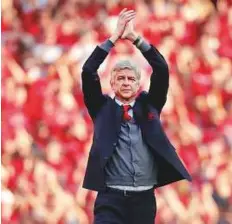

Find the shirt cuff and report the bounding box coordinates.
[99,39,114,53]
[136,39,151,52]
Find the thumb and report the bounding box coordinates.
[121,24,129,39]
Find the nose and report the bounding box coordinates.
[123,78,129,86]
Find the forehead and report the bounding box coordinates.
[113,68,137,78]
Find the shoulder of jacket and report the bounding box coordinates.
[136,91,148,102]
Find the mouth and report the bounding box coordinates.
[121,89,131,92]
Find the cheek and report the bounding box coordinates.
[133,83,139,91]
[111,82,120,91]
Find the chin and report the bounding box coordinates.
[121,93,133,99]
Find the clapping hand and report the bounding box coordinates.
[121,19,138,42]
[110,8,136,43]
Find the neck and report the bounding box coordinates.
[115,96,136,104]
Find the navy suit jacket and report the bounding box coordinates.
[81,44,192,192]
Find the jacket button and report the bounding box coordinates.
[113,142,117,147]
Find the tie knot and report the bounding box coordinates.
[122,105,132,121]
[123,105,131,112]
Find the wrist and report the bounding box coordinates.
[109,34,120,44]
[128,32,139,42]
[133,35,143,48]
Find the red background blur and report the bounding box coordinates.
[1,0,232,223]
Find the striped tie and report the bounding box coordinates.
[122,105,132,121]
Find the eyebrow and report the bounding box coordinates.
[117,76,124,79]
[116,75,136,79]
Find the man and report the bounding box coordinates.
[81,8,192,224]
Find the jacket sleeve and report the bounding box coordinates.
[81,46,109,119]
[141,45,169,114]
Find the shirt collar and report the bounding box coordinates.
[115,98,135,107]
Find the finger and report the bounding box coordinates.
[123,11,136,19]
[125,15,136,22]
[125,15,136,23]
[124,10,135,14]
[123,12,136,20]
[119,8,127,16]
[121,10,135,18]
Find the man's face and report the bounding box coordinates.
[110,69,140,102]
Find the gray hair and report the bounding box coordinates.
[111,59,141,80]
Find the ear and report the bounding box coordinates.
[136,80,140,89]
[110,78,115,90]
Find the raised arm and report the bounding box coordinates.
[81,46,108,119]
[81,9,136,119]
[142,44,169,114]
[122,20,169,114]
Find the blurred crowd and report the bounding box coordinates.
[1,0,232,223]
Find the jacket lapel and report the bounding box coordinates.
[133,100,144,125]
[110,98,123,134]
